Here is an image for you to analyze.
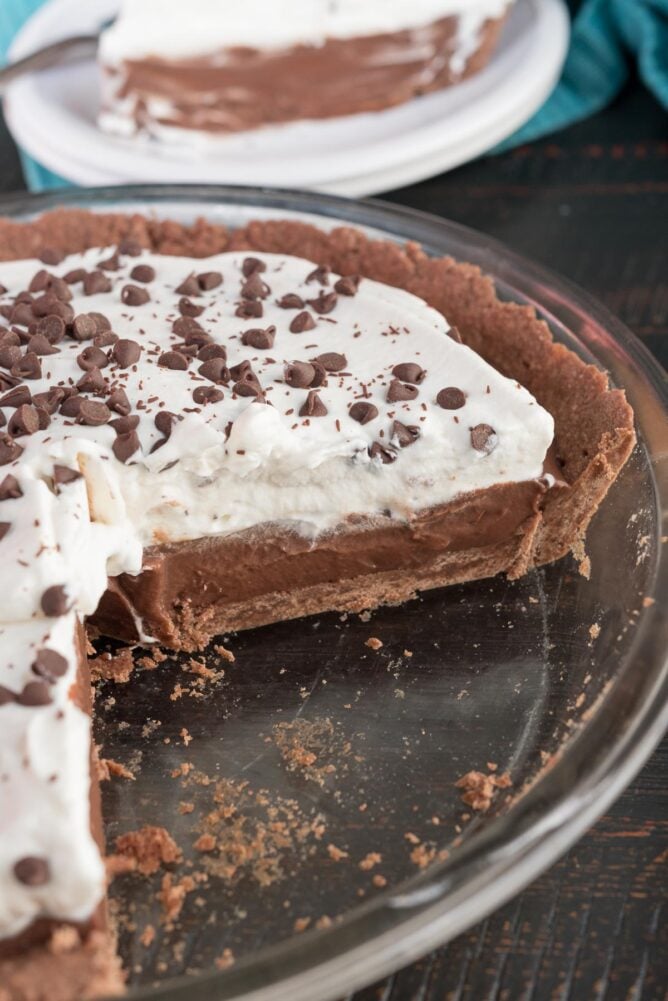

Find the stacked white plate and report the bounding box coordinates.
[5,0,569,196]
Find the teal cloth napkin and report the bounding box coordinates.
[1,0,667,191]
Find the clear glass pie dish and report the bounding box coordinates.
[0,185,665,1001]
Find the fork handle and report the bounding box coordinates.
[0,35,98,96]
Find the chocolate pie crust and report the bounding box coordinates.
[0,210,635,998]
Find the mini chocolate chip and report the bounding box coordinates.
[14,857,51,886]
[193,386,224,405]
[28,269,52,293]
[41,584,70,616]
[437,387,467,410]
[198,271,223,291]
[0,330,20,348]
[299,390,327,418]
[0,373,20,393]
[35,407,50,431]
[310,361,327,388]
[349,402,379,425]
[72,314,98,341]
[36,315,65,344]
[130,264,156,283]
[334,275,361,296]
[307,291,338,314]
[277,294,305,310]
[112,339,142,368]
[107,388,131,416]
[470,423,498,454]
[0,522,10,541]
[0,474,22,499]
[155,411,179,436]
[59,395,83,418]
[28,334,59,356]
[241,325,276,350]
[0,385,32,408]
[229,360,253,382]
[175,274,201,297]
[242,257,266,278]
[113,431,140,464]
[11,352,42,381]
[241,273,270,301]
[39,247,64,266]
[235,300,263,319]
[179,297,204,318]
[0,685,15,705]
[158,351,189,371]
[89,312,111,334]
[392,420,420,447]
[0,345,22,369]
[99,252,121,272]
[118,239,143,257]
[284,361,316,389]
[33,388,65,415]
[197,343,227,363]
[198,358,230,384]
[8,404,40,437]
[63,268,87,285]
[53,465,82,489]
[32,294,73,323]
[93,329,118,348]
[0,433,24,465]
[315,352,347,372]
[78,399,111,426]
[76,367,108,395]
[306,265,330,285]
[392,363,425,385]
[77,346,109,371]
[9,302,34,328]
[172,316,204,339]
[121,284,150,306]
[369,442,397,464]
[83,271,112,296]
[32,648,68,682]
[290,311,316,334]
[17,681,53,706]
[109,415,140,434]
[233,380,263,398]
[448,325,463,344]
[387,379,418,403]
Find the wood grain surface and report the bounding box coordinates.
[0,71,665,1001]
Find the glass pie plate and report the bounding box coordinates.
[0,185,666,1001]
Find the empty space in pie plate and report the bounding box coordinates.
[4,0,569,192]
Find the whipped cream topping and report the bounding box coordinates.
[0,245,553,936]
[100,0,511,62]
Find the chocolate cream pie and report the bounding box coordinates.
[99,0,514,141]
[0,209,635,999]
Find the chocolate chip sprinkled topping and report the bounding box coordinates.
[179,297,204,318]
[77,399,111,427]
[109,415,140,435]
[17,681,54,706]
[41,584,70,616]
[53,465,82,489]
[83,271,112,296]
[315,352,347,372]
[99,252,121,272]
[436,387,467,410]
[448,325,463,344]
[107,388,131,416]
[112,339,142,368]
[230,363,263,397]
[0,474,22,500]
[235,300,263,320]
[77,346,109,372]
[290,311,316,334]
[334,275,361,296]
[0,344,22,369]
[11,352,42,381]
[0,434,24,465]
[32,649,68,683]
[198,357,230,384]
[94,330,119,348]
[121,284,150,307]
[349,401,379,425]
[392,363,425,385]
[158,351,189,371]
[0,522,10,541]
[28,333,60,356]
[63,268,87,285]
[277,294,304,310]
[197,343,227,363]
[8,405,40,438]
[59,395,83,419]
[299,390,327,418]
[33,388,65,415]
[307,291,338,315]
[392,421,420,448]
[175,274,201,297]
[77,367,108,396]
[197,271,223,291]
[36,314,65,344]
[118,238,143,257]
[369,442,397,465]
[0,385,32,408]
[470,423,498,454]
[113,431,140,464]
[242,257,266,278]
[284,361,316,389]
[241,272,270,301]
[241,325,276,350]
[193,386,225,406]
[130,264,156,284]
[387,379,418,403]
[155,411,179,436]
[72,314,98,341]
[306,265,330,286]
[14,857,51,886]
[39,247,64,266]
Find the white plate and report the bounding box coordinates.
[5,0,569,196]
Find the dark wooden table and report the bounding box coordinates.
[1,74,666,1001]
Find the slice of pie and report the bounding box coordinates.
[0,209,635,999]
[98,0,514,140]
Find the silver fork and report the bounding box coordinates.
[0,19,114,96]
